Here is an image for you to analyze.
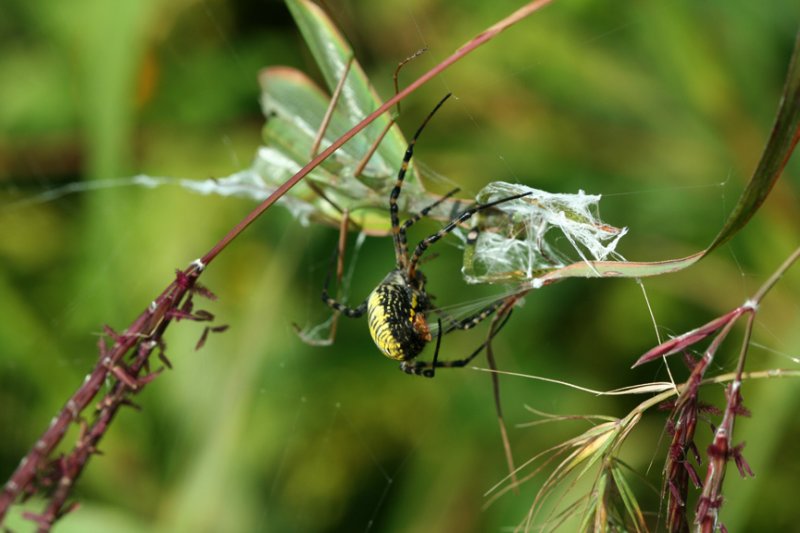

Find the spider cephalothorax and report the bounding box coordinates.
[323,94,529,377]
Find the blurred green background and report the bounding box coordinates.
[1,0,799,531]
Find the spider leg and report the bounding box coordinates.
[424,318,444,378]
[390,93,452,269]
[432,309,514,369]
[398,186,460,259]
[401,310,513,376]
[401,187,461,233]
[407,191,532,278]
[442,296,509,334]
[320,211,368,318]
[322,264,367,317]
[323,297,367,318]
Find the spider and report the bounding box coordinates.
[322,93,530,377]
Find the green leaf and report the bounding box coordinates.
[282,0,415,188]
[705,29,800,253]
[610,463,647,533]
[252,0,477,234]
[531,252,704,287]
[471,31,800,286]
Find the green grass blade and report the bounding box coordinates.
[706,29,800,253]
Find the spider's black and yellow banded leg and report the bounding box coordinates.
[322,244,368,316]
[407,191,532,278]
[400,310,514,377]
[398,186,461,255]
[321,210,368,318]
[321,265,368,317]
[423,318,444,378]
[390,93,452,268]
[442,297,509,334]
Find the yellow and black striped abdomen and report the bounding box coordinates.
[367,271,431,361]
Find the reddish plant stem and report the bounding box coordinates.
[34,307,181,531]
[665,394,699,533]
[664,311,745,532]
[657,247,800,531]
[695,386,739,533]
[695,248,800,531]
[0,265,201,522]
[694,250,800,531]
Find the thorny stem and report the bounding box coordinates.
[0,1,553,526]
[695,248,800,532]
[663,317,744,533]
[34,312,176,531]
[650,247,800,532]
[695,346,757,533]
[0,265,203,524]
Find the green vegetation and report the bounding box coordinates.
[1,1,799,531]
